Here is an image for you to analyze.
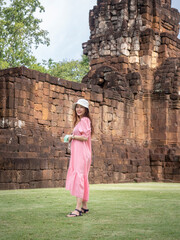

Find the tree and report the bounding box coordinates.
[0,0,50,68]
[38,55,90,83]
[0,0,89,82]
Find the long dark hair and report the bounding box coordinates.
[73,106,94,135]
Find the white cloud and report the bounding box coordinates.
[33,0,97,62]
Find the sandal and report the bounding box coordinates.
[66,209,83,217]
[81,208,89,214]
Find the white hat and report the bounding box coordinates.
[73,99,89,109]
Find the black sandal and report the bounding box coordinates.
[81,208,89,214]
[67,209,83,217]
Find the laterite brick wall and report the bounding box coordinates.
[0,66,152,189]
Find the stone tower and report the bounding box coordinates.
[82,0,180,181]
[83,0,180,74]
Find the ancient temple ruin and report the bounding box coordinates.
[0,0,180,189]
[81,0,180,181]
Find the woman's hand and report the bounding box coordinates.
[68,134,88,142]
[68,135,73,142]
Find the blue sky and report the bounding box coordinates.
[33,0,180,63]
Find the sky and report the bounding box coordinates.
[33,0,180,63]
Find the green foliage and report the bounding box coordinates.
[46,55,90,83]
[0,0,89,82]
[0,59,10,69]
[32,55,89,82]
[30,62,49,74]
[0,0,50,68]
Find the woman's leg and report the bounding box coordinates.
[82,200,88,209]
[67,197,83,217]
[76,197,83,210]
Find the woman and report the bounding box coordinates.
[66,98,93,217]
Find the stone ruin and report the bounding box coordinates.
[0,0,180,189]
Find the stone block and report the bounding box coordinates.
[17,170,30,183]
[151,166,163,175]
[113,172,120,182]
[15,158,30,170]
[150,154,165,161]
[53,170,63,180]
[29,180,54,188]
[0,170,16,183]
[0,183,18,190]
[42,170,54,180]
[29,158,41,170]
[90,92,103,102]
[173,175,180,182]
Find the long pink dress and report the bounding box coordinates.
[65,117,91,201]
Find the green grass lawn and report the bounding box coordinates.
[0,183,180,240]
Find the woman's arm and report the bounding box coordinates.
[69,135,88,142]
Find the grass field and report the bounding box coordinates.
[0,183,180,240]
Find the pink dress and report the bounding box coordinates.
[65,117,91,201]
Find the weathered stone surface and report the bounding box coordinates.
[82,0,180,183]
[0,66,153,188]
